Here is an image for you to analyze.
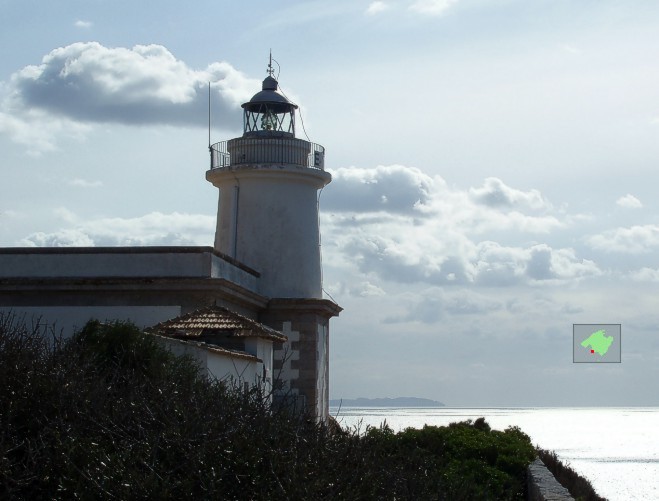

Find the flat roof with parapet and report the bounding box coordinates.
[0,246,267,310]
[0,246,259,277]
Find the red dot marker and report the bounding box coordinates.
[591,349,594,354]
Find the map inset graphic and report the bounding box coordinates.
[573,324,621,363]
[580,329,614,356]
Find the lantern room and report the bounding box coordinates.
[242,71,297,137]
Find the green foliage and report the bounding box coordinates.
[0,313,538,500]
[70,319,201,385]
[537,448,606,501]
[366,419,536,500]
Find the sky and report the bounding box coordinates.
[1,0,659,406]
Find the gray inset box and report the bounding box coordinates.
[573,324,621,363]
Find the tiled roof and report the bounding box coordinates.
[148,306,287,342]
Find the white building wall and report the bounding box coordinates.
[0,306,181,338]
[244,337,274,392]
[206,352,259,388]
[157,336,261,389]
[158,335,209,375]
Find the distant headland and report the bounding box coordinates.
[330,397,445,407]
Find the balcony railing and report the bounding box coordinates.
[210,138,325,170]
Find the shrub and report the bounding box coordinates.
[537,448,606,501]
[0,313,538,500]
[389,420,536,499]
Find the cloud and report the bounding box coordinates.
[469,177,551,211]
[337,230,599,287]
[366,1,390,15]
[409,0,458,16]
[68,178,103,188]
[587,224,659,253]
[325,164,434,214]
[0,108,90,154]
[21,229,96,247]
[19,211,215,247]
[386,287,502,324]
[0,43,258,151]
[325,165,563,226]
[321,165,594,287]
[74,20,93,29]
[616,194,642,209]
[342,281,387,297]
[471,242,599,286]
[53,207,78,223]
[629,267,659,282]
[325,166,560,232]
[526,244,600,283]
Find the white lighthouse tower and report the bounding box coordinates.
[206,59,340,420]
[207,60,330,299]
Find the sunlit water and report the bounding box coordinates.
[330,407,659,501]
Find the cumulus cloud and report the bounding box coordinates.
[74,20,93,29]
[325,166,561,233]
[343,233,455,284]
[527,245,600,282]
[324,165,564,229]
[321,165,597,287]
[587,224,659,253]
[471,242,599,286]
[616,194,642,209]
[336,230,598,287]
[325,165,434,214]
[409,0,458,16]
[19,211,214,247]
[469,177,551,211]
[21,229,95,247]
[0,42,258,151]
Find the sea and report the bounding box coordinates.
[329,406,659,501]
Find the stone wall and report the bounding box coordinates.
[527,458,574,500]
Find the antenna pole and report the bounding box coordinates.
[208,81,212,168]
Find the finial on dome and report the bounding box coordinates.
[267,49,275,77]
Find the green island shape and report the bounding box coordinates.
[580,329,614,356]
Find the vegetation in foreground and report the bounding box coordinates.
[0,313,538,499]
[537,448,606,501]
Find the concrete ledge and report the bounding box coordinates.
[527,458,574,500]
[0,246,260,280]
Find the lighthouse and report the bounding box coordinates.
[206,59,341,419]
[0,56,340,421]
[207,60,330,299]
